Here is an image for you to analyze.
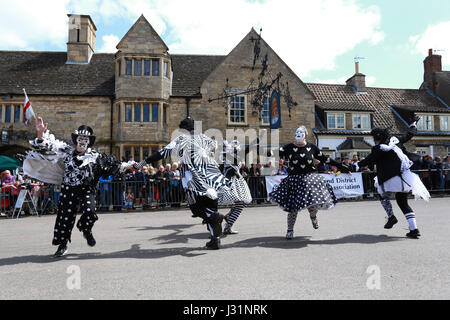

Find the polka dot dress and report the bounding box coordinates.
[269,173,337,213]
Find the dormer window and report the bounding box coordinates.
[440,115,449,131]
[417,114,433,131]
[327,112,345,129]
[352,113,371,130]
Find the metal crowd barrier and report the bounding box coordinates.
[1,169,449,217]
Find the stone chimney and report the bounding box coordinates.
[423,48,442,92]
[346,61,366,92]
[67,14,97,64]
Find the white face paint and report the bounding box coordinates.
[76,136,90,151]
[295,126,308,143]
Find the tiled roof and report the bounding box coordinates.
[307,83,449,135]
[171,54,226,97]
[0,51,226,98]
[337,137,373,150]
[0,51,115,96]
[316,101,373,111]
[391,104,450,114]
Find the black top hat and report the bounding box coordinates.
[72,125,96,147]
[370,127,389,143]
[179,117,195,132]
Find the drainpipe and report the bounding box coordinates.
[110,96,114,154]
[185,97,191,117]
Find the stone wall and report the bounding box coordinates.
[0,95,112,153]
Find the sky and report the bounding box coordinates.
[1,0,449,89]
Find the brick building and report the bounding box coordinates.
[1,14,449,162]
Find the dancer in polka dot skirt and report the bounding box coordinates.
[269,126,350,239]
[24,117,131,257]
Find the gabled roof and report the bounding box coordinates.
[116,14,169,52]
[205,28,315,98]
[307,83,449,135]
[337,137,372,151]
[0,51,115,96]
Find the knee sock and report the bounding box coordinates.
[226,202,245,228]
[287,211,298,232]
[380,194,395,218]
[308,207,318,220]
[395,193,417,230]
[404,212,418,230]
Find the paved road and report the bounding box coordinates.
[1,198,449,300]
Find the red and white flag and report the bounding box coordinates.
[23,88,36,124]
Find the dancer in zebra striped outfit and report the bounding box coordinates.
[134,117,231,249]
[218,140,252,235]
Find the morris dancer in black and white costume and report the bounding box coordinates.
[356,116,430,239]
[24,117,131,257]
[269,126,350,239]
[133,117,231,249]
[218,140,252,235]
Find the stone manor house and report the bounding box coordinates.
[1,14,449,163]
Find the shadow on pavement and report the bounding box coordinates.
[225,234,405,250]
[0,234,404,267]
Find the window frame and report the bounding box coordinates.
[134,103,141,122]
[144,59,151,76]
[261,97,270,126]
[14,105,21,123]
[125,59,132,76]
[152,59,160,76]
[163,61,169,78]
[151,104,159,123]
[125,104,132,122]
[228,95,248,125]
[134,59,142,76]
[4,105,11,123]
[326,112,345,129]
[417,114,434,131]
[352,113,371,130]
[143,104,150,122]
[439,115,450,131]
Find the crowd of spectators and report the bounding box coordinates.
[1,154,449,216]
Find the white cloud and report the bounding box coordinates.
[0,0,384,78]
[0,0,69,50]
[98,34,120,53]
[366,76,376,86]
[410,21,450,66]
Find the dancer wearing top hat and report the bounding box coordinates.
[23,117,132,257]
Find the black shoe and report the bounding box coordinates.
[205,237,221,250]
[384,216,398,229]
[54,244,68,257]
[406,229,421,239]
[83,231,96,247]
